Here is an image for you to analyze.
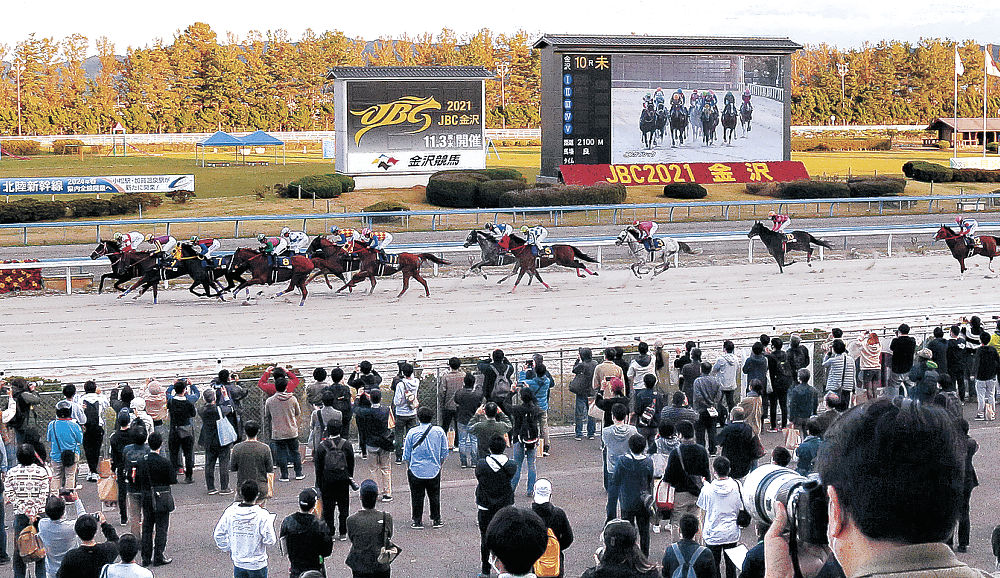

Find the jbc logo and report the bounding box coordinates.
[350,96,441,145]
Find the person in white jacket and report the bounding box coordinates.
[711,340,740,415]
[626,341,656,390]
[214,480,277,578]
[697,457,743,578]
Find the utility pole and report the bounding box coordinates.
[495,61,510,130]
[837,62,848,126]
[15,56,22,136]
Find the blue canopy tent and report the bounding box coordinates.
[195,131,244,167]
[239,130,286,165]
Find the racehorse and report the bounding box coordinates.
[117,244,225,304]
[502,234,599,292]
[462,229,519,279]
[701,104,719,146]
[721,104,738,145]
[748,221,833,273]
[689,100,704,141]
[230,248,315,306]
[305,236,359,289]
[654,104,669,147]
[934,225,1000,277]
[336,245,450,298]
[615,226,700,278]
[639,105,657,149]
[740,102,753,134]
[669,104,688,147]
[91,239,155,293]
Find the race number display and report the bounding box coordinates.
[344,80,486,175]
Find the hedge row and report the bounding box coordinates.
[1,140,42,156]
[662,183,707,199]
[903,160,1000,183]
[425,169,527,208]
[52,139,85,155]
[0,193,161,224]
[496,183,626,207]
[278,173,356,199]
[791,137,892,152]
[363,200,410,224]
[745,177,905,199]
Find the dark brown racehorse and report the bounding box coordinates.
[748,221,833,273]
[117,244,225,304]
[91,240,156,293]
[305,236,360,289]
[230,248,315,306]
[934,225,1000,276]
[337,246,449,297]
[503,235,599,292]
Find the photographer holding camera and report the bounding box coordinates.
[761,399,989,578]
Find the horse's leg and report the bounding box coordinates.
[534,269,551,290]
[511,269,527,293]
[119,276,145,298]
[98,273,112,294]
[368,274,377,295]
[498,264,519,284]
[298,276,308,306]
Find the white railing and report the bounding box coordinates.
[791,124,929,132]
[0,129,538,146]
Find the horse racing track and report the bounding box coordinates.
[3,252,998,381]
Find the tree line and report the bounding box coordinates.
[0,27,997,135]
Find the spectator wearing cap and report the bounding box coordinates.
[48,399,83,493]
[346,479,393,578]
[594,377,629,428]
[264,374,303,482]
[475,435,516,577]
[530,479,573,578]
[973,332,1000,421]
[402,407,449,529]
[6,443,50,578]
[279,488,333,578]
[908,348,940,404]
[355,389,393,501]
[485,506,549,578]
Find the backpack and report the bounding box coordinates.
[669,542,707,578]
[492,366,512,400]
[533,527,561,577]
[16,523,46,562]
[518,409,539,448]
[637,392,660,428]
[322,438,349,480]
[83,399,100,430]
[776,354,794,379]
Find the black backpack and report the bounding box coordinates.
[492,365,512,400]
[518,409,540,448]
[775,354,794,379]
[83,400,100,430]
[322,438,349,481]
[637,392,661,428]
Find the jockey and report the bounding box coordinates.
[691,89,700,105]
[768,211,791,234]
[956,216,979,248]
[257,233,288,256]
[520,225,548,256]
[485,222,514,251]
[642,93,653,106]
[705,90,718,107]
[145,234,177,266]
[653,88,665,106]
[280,226,310,254]
[114,231,144,252]
[742,89,752,106]
[671,90,685,107]
[633,220,659,250]
[329,226,360,253]
[357,227,393,262]
[189,235,220,259]
[723,92,737,116]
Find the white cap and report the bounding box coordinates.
[533,479,552,504]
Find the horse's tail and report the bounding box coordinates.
[677,241,702,255]
[419,253,451,265]
[572,247,598,263]
[810,235,833,248]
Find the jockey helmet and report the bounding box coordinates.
[280,227,290,237]
[675,88,683,94]
[655,87,663,93]
[643,93,652,102]
[361,227,373,237]
[633,220,641,226]
[190,235,199,242]
[256,233,266,243]
[113,232,123,242]
[768,211,777,217]
[692,89,699,95]
[520,225,530,233]
[145,234,154,242]
[744,88,751,96]
[330,226,339,234]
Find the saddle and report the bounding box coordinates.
[537,246,554,258]
[784,233,796,242]
[642,238,666,252]
[209,255,229,269]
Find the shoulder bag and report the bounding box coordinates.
[376,511,402,566]
[677,445,704,491]
[735,480,752,527]
[143,454,175,513]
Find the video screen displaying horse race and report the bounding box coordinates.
[610,53,784,163]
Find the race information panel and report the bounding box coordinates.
[561,54,611,166]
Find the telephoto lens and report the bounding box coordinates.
[740,464,809,526]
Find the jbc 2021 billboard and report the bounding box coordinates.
[342,80,486,175]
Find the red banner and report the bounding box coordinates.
[559,161,809,186]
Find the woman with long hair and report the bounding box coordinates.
[582,519,659,577]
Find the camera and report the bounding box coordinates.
[349,479,360,491]
[741,465,828,546]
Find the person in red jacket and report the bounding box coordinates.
[257,366,301,397]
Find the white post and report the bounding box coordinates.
[887,234,893,256]
[65,267,72,295]
[597,246,603,270]
[748,240,754,263]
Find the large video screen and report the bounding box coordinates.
[562,53,785,166]
[344,80,485,175]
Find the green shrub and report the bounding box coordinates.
[662,183,707,199]
[363,200,410,224]
[952,168,1000,183]
[497,183,626,207]
[745,182,779,196]
[67,199,113,217]
[1,140,42,156]
[479,168,524,181]
[425,173,481,208]
[901,161,915,178]
[333,173,356,192]
[904,161,954,182]
[791,137,891,152]
[477,179,527,207]
[0,199,67,223]
[937,140,951,150]
[165,191,196,204]
[988,142,999,153]
[52,139,85,155]
[846,177,906,197]
[107,193,162,214]
[772,180,851,199]
[283,174,343,199]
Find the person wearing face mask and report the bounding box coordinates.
[763,399,991,578]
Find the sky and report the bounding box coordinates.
[2,0,999,54]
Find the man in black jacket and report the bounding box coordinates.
[788,334,811,375]
[659,391,699,430]
[475,435,516,578]
[477,349,514,411]
[926,326,950,378]
[56,513,119,578]
[454,372,485,468]
[327,368,353,440]
[765,338,793,431]
[530,479,574,578]
[355,389,394,501]
[280,489,334,578]
[347,360,382,395]
[973,332,1000,421]
[315,420,355,540]
[947,325,970,402]
[136,432,176,567]
[631,374,663,452]
[716,407,760,479]
[166,380,197,483]
[662,421,710,534]
[888,324,917,399]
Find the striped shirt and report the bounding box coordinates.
[3,463,52,517]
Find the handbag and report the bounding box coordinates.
[588,398,604,420]
[98,476,118,503]
[376,511,402,566]
[150,485,175,513]
[265,472,276,499]
[782,427,801,450]
[676,446,704,491]
[735,480,752,527]
[97,458,113,478]
[653,479,675,512]
[16,523,46,562]
[217,408,238,447]
[705,406,719,418]
[640,490,658,519]
[175,424,193,439]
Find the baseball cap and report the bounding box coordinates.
[533,479,552,504]
[298,489,317,510]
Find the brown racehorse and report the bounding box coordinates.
[91,240,156,293]
[934,225,1000,276]
[337,246,449,297]
[305,236,360,289]
[501,234,599,292]
[230,248,315,306]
